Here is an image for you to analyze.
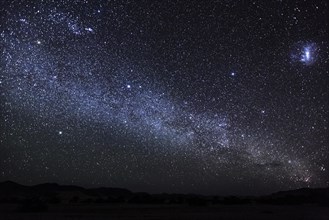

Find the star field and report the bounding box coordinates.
[0,0,328,195]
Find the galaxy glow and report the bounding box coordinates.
[299,43,318,65]
[0,0,328,195]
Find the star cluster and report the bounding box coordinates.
[0,0,328,195]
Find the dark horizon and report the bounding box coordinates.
[1,179,328,197]
[1,180,329,219]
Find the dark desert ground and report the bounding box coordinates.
[0,181,328,220]
[1,203,328,220]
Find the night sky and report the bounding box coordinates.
[0,0,328,195]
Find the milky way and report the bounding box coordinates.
[0,0,328,195]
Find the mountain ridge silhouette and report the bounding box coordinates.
[0,181,328,206]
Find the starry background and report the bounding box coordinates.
[0,0,328,195]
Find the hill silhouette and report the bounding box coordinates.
[0,181,328,206]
